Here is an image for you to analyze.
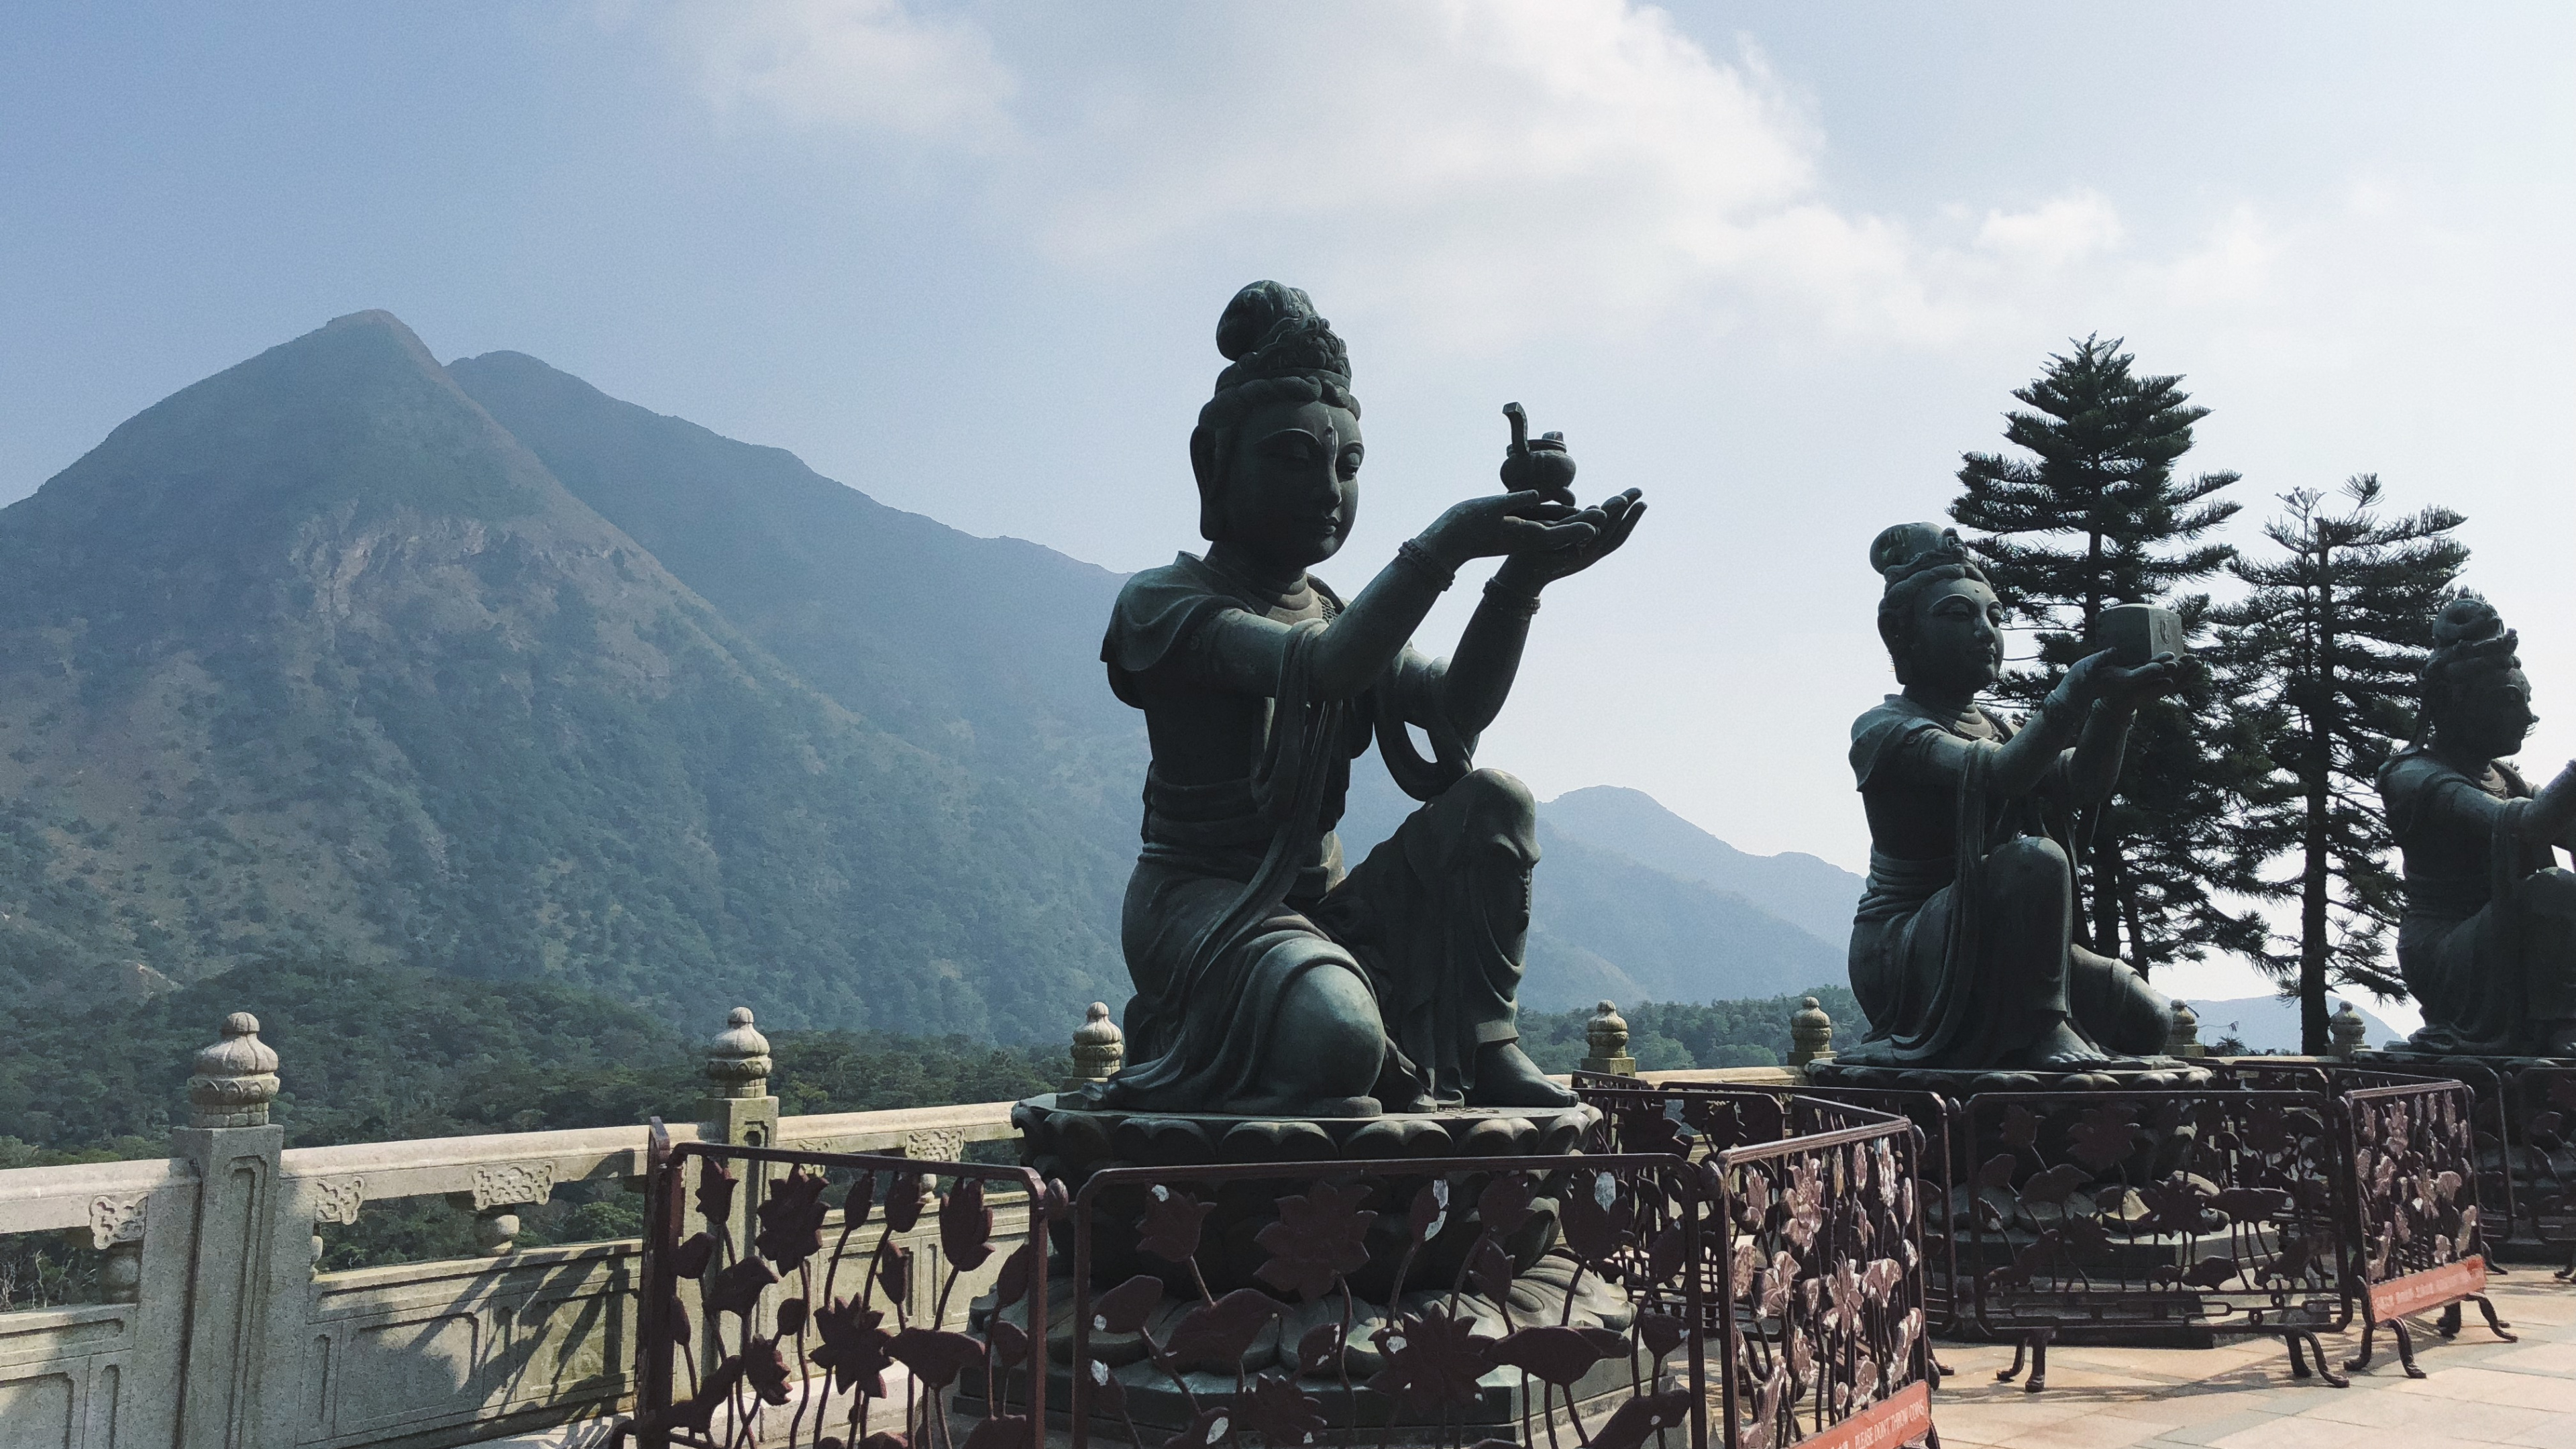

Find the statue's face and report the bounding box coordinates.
[1909,577,2005,695]
[1211,398,1363,571]
[2441,663,2536,761]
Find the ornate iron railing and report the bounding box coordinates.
[1572,1078,1936,1449]
[1578,1073,1964,1342]
[1783,1085,1965,1340]
[624,1128,1052,1449]
[2337,1073,2516,1377]
[1706,1112,1935,1449]
[1958,1085,2351,1390]
[2500,1062,2576,1273]
[1057,1150,1713,1449]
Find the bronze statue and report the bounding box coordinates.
[1841,524,2178,1070]
[1093,282,1644,1118]
[2379,594,2576,1056]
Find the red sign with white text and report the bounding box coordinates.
[1791,1381,1933,1449]
[2368,1254,2486,1323]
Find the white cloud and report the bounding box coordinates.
[2156,205,2279,307]
[1974,191,2125,269]
[669,0,1987,344]
[678,0,1015,148]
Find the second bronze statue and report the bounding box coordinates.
[1088,281,1646,1119]
[1837,523,2182,1073]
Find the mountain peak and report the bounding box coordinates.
[1540,786,1862,950]
[10,312,570,584]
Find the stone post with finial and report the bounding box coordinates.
[1581,1001,1637,1077]
[2167,1000,2206,1058]
[1066,1002,1125,1092]
[698,1006,781,1256]
[171,1011,308,1448]
[2328,1000,2367,1060]
[1789,996,1836,1068]
[702,1006,780,1148]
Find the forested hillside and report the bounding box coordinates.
[0,312,1128,1030]
[0,310,1851,1033]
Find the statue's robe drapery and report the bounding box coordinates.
[1094,553,1534,1113]
[1841,695,2167,1067]
[2381,749,2573,1054]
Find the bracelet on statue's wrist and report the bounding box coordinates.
[1395,538,1456,591]
[1481,576,1542,619]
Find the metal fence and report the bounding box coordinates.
[2500,1063,2576,1273]
[624,1128,1050,1449]
[2339,1073,2516,1377]
[1955,1082,2351,1389]
[1573,1077,1937,1449]
[624,1093,1938,1449]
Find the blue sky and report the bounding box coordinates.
[5,3,2570,1011]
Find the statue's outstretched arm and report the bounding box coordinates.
[2528,761,2576,847]
[2063,703,2135,804]
[1182,492,1599,701]
[1903,708,2086,798]
[1427,488,1648,736]
[2430,759,2576,848]
[2057,649,2181,804]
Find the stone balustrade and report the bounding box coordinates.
[0,1007,1023,1449]
[0,996,1807,1448]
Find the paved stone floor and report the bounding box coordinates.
[1927,1273,2576,1449]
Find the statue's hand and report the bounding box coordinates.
[2065,648,2182,710]
[1494,489,1647,590]
[1424,490,1592,566]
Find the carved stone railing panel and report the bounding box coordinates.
[470,1162,557,1212]
[0,1080,1026,1449]
[312,1177,367,1227]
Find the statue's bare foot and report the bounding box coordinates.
[2008,1020,2109,1070]
[2541,1020,2576,1058]
[1468,1041,1578,1109]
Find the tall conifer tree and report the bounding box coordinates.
[2210,476,2468,1053]
[1948,336,2259,973]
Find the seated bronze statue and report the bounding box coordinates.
[1841,525,2178,1071]
[1091,282,1644,1118]
[2379,594,2576,1057]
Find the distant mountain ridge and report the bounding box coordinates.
[0,311,1855,1032]
[2178,995,2406,1055]
[1541,787,1862,950]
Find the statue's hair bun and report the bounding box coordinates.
[2433,591,2507,649]
[1206,280,1352,400]
[1871,523,1964,580]
[1216,281,1319,362]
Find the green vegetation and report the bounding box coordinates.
[0,312,1131,1034]
[0,955,1065,1284]
[1948,336,2264,977]
[1517,987,1862,1073]
[2212,477,2469,1051]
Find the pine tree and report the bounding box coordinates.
[1949,336,2259,973]
[2210,476,2468,1053]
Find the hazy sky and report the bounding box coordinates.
[5,3,2570,1013]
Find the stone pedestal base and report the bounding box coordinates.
[1803,1055,2213,1094]
[2357,1046,2576,1073]
[981,1095,1670,1441]
[1012,1095,1600,1297]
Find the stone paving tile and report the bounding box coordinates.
[2485,1340,2576,1375]
[1922,1275,2576,1449]
[2094,1387,2304,1424]
[2204,1417,2422,1449]
[2292,1389,2557,1440]
[1989,1414,2184,1449]
[2131,1409,2292,1448]
[2386,1365,2576,1413]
